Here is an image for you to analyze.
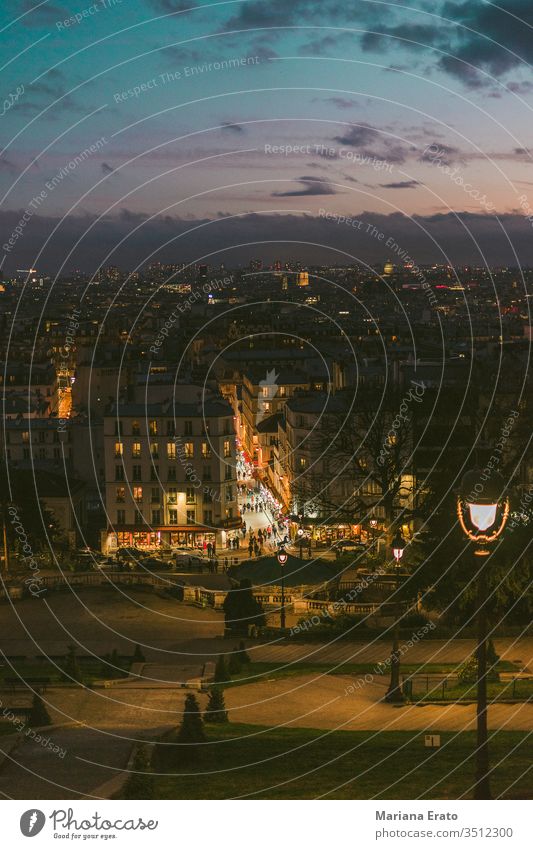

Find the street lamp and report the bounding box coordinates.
[457,470,509,800]
[385,531,406,704]
[370,517,378,549]
[277,546,288,629]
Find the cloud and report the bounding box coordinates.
[333,124,379,147]
[380,180,420,189]
[20,0,67,25]
[272,176,339,196]
[419,142,462,166]
[220,122,245,133]
[320,96,361,110]
[148,0,197,11]
[101,162,114,175]
[5,207,533,273]
[438,0,533,84]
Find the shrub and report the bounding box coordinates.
[121,746,154,799]
[214,655,229,684]
[204,687,228,724]
[28,693,51,728]
[228,652,242,675]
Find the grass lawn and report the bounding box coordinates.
[224,660,517,688]
[415,679,533,703]
[149,725,532,800]
[0,658,133,686]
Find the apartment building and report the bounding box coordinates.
[101,396,239,553]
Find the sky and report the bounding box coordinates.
[2,0,533,271]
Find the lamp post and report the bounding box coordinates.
[277,545,288,630]
[370,517,378,550]
[385,531,406,704]
[298,511,305,559]
[457,470,509,800]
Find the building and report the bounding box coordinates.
[101,396,239,553]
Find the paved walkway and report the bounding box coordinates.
[224,672,533,732]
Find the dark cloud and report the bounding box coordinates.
[20,0,67,24]
[5,208,533,273]
[331,124,412,164]
[148,0,197,12]
[439,0,533,84]
[18,69,84,117]
[220,122,245,133]
[333,125,379,147]
[380,180,420,189]
[324,97,361,110]
[272,176,339,197]
[419,142,462,166]
[101,162,114,175]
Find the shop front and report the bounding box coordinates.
[289,516,362,547]
[103,525,217,553]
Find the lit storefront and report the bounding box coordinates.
[105,525,217,553]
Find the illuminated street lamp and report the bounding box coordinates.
[277,546,287,629]
[385,532,406,704]
[370,517,378,549]
[457,470,509,800]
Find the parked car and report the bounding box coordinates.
[140,557,173,572]
[174,551,203,569]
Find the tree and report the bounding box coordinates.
[28,693,51,727]
[300,387,417,547]
[0,465,64,564]
[214,655,229,684]
[175,694,205,763]
[64,644,82,683]
[228,652,242,675]
[132,644,146,663]
[204,687,228,723]
[237,640,250,665]
[122,746,154,799]
[223,579,266,635]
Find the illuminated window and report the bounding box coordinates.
[149,420,158,436]
[167,442,176,460]
[223,439,231,458]
[201,441,211,458]
[132,442,141,458]
[186,488,196,505]
[168,508,178,525]
[167,487,177,504]
[116,487,125,502]
[115,441,123,457]
[184,442,194,458]
[133,486,143,502]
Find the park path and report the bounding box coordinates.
[224,672,533,733]
[0,683,206,799]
